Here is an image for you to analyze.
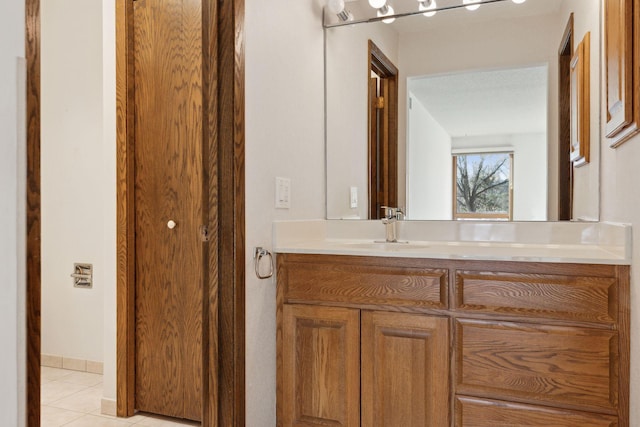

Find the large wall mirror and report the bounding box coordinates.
[325,0,601,221]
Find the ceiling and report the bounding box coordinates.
[409,65,548,137]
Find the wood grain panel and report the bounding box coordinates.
[361,311,449,427]
[455,396,618,427]
[605,0,633,137]
[455,319,618,413]
[213,0,246,424]
[281,256,447,310]
[201,0,219,423]
[616,265,631,427]
[283,304,360,426]
[133,0,203,419]
[455,270,617,324]
[606,0,640,147]
[116,0,136,416]
[26,0,42,423]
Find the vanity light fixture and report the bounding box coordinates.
[327,0,354,22]
[377,4,396,23]
[463,0,482,11]
[512,0,526,3]
[418,0,437,17]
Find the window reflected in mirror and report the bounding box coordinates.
[453,152,513,220]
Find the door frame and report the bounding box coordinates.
[558,13,574,220]
[368,40,398,219]
[25,0,246,425]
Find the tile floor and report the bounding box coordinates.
[41,367,200,427]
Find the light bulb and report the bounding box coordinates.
[328,0,353,21]
[377,4,395,23]
[369,0,387,9]
[512,0,526,3]
[327,0,345,14]
[419,0,437,17]
[463,0,481,11]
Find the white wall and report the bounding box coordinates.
[0,0,25,425]
[326,22,399,219]
[407,95,452,219]
[451,133,548,221]
[41,0,106,364]
[245,0,326,424]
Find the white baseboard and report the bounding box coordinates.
[101,398,117,416]
[41,354,103,374]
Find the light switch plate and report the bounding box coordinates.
[350,186,358,208]
[275,177,291,209]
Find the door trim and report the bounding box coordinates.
[368,40,398,219]
[558,13,574,220]
[25,0,42,424]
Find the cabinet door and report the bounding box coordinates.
[282,304,360,427]
[361,311,449,427]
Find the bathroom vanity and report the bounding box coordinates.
[274,220,631,426]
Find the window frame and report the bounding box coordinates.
[452,151,514,221]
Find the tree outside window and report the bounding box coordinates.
[453,152,513,220]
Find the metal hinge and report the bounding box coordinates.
[376,96,385,109]
[200,225,210,242]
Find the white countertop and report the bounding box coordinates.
[273,220,632,265]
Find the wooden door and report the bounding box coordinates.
[282,304,360,426]
[133,0,204,420]
[361,311,449,427]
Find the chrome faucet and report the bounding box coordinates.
[381,206,404,243]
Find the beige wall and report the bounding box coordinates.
[245,0,326,424]
[41,0,107,365]
[600,124,640,424]
[0,0,26,425]
[325,22,399,219]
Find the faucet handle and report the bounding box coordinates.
[381,206,403,220]
[380,206,394,219]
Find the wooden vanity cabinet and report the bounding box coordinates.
[277,254,450,426]
[276,254,630,427]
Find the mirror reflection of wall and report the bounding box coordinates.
[325,0,601,222]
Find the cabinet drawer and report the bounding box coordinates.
[280,256,448,309]
[455,270,617,324]
[455,396,618,427]
[455,319,618,413]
